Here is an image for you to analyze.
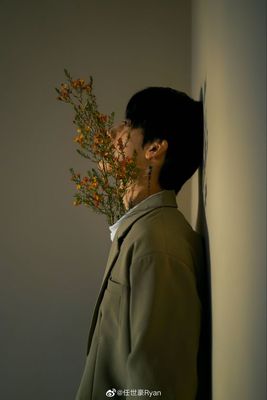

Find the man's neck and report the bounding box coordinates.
[123,183,163,210]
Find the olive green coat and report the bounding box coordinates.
[75,190,205,400]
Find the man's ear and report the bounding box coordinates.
[145,139,168,161]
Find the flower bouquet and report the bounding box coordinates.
[56,69,138,225]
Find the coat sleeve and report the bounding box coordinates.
[126,252,201,400]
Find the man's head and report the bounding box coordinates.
[125,86,204,194]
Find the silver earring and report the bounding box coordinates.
[147,165,152,194]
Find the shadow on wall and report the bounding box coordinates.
[195,81,212,400]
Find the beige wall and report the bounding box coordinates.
[191,1,266,399]
[0,1,192,399]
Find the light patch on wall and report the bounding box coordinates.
[201,78,208,209]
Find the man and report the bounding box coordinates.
[75,87,207,399]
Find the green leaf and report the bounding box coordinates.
[64,68,71,79]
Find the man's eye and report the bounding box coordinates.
[123,119,131,127]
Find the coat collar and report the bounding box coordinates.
[86,190,177,354]
[106,190,177,271]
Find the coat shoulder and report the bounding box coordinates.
[123,206,203,271]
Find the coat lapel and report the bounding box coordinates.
[86,237,121,354]
[86,210,151,355]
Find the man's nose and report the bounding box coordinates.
[108,122,124,139]
[108,125,117,139]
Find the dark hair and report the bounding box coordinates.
[125,87,204,194]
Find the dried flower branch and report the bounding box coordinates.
[56,69,139,225]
